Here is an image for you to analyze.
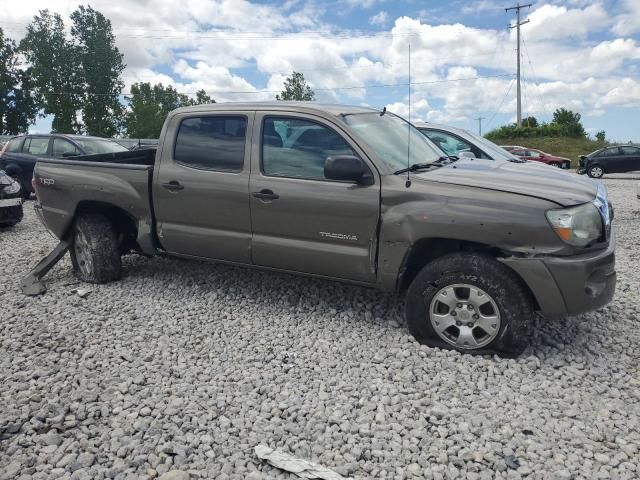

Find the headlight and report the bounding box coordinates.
[3,179,21,195]
[546,202,602,247]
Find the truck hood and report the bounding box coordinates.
[415,159,597,206]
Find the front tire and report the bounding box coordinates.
[405,253,535,357]
[70,213,122,283]
[587,165,604,178]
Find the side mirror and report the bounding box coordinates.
[61,152,76,158]
[324,155,373,185]
[458,151,476,159]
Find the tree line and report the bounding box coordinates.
[0,6,316,139]
[485,108,607,142]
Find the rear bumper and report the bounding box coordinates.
[502,228,616,318]
[0,201,24,225]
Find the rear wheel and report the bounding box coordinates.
[405,253,535,357]
[549,162,561,168]
[587,165,604,178]
[70,213,121,283]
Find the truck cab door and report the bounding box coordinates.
[153,111,254,263]
[248,113,380,283]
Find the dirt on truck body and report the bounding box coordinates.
[25,102,616,356]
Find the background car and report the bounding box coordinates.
[0,134,129,198]
[579,145,640,178]
[510,148,571,169]
[415,123,526,163]
[0,170,23,227]
[500,145,526,152]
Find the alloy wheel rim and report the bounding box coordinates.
[429,283,501,350]
[74,230,93,277]
[591,167,603,177]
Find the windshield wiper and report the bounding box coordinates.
[393,156,457,175]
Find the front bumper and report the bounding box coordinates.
[502,228,616,319]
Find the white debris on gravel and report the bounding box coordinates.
[1,178,640,480]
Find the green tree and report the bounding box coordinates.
[20,10,83,133]
[551,108,586,137]
[71,5,125,137]
[193,89,214,105]
[0,28,38,134]
[595,130,606,142]
[523,116,538,128]
[275,71,315,101]
[125,83,214,138]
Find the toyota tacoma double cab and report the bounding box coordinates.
[27,103,616,356]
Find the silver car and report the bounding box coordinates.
[414,122,525,163]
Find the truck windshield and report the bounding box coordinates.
[342,113,445,172]
[73,138,129,155]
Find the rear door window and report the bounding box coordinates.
[5,137,24,153]
[620,146,640,156]
[25,137,50,155]
[174,116,247,171]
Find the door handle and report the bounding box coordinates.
[162,181,184,191]
[252,189,279,200]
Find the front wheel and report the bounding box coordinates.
[405,253,535,357]
[70,213,122,283]
[587,165,604,178]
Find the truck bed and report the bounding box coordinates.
[65,148,157,166]
[33,151,157,254]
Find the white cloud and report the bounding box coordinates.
[523,4,609,41]
[612,0,640,35]
[345,0,386,9]
[462,0,501,15]
[1,0,639,136]
[369,11,389,27]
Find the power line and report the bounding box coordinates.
[42,73,516,97]
[506,1,531,126]
[521,36,552,121]
[486,78,516,130]
[2,26,431,41]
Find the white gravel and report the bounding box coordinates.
[1,177,639,480]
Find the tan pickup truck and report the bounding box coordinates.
[26,103,616,356]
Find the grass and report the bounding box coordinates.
[494,136,607,168]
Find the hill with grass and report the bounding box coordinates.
[484,109,610,168]
[491,136,606,167]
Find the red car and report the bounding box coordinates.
[510,148,571,169]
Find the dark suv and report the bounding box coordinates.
[0,134,129,198]
[578,145,640,178]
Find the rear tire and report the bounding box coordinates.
[405,253,535,357]
[587,165,604,178]
[70,213,122,283]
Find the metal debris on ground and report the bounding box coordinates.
[254,445,351,480]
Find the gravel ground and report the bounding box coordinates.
[1,178,639,480]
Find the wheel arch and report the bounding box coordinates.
[73,201,139,252]
[396,237,540,310]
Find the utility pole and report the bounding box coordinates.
[506,1,531,127]
[475,116,486,136]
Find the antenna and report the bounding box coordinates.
[406,41,412,188]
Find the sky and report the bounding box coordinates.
[1,0,639,141]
